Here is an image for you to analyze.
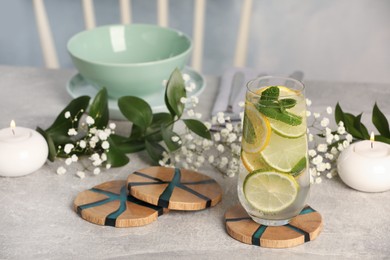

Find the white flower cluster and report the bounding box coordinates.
[306,99,353,184]
[56,112,116,178]
[159,94,243,177]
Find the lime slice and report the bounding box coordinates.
[241,103,271,153]
[261,131,307,172]
[244,171,298,213]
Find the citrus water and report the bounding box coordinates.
[238,77,309,226]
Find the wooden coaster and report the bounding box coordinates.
[225,204,323,248]
[74,180,164,227]
[127,167,222,211]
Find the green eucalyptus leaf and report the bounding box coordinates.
[89,88,109,128]
[183,119,211,140]
[118,96,153,132]
[145,140,167,165]
[164,68,186,118]
[353,113,370,139]
[129,124,144,140]
[334,103,344,125]
[36,127,57,161]
[162,127,181,152]
[106,137,129,167]
[145,113,173,142]
[372,103,390,138]
[109,134,146,153]
[343,113,363,139]
[46,96,90,136]
[375,135,390,144]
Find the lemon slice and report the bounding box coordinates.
[241,151,269,173]
[261,131,307,172]
[244,170,298,213]
[241,103,271,153]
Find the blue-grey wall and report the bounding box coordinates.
[1,0,389,83]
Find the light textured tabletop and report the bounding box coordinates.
[1,66,390,259]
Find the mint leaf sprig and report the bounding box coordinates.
[255,86,302,126]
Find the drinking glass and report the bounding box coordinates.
[238,76,309,226]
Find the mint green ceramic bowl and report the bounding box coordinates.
[67,24,192,98]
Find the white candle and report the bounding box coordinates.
[0,120,48,177]
[337,132,390,192]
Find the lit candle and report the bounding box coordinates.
[0,120,48,177]
[337,132,390,192]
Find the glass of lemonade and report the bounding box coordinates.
[238,76,309,226]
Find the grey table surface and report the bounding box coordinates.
[1,66,390,259]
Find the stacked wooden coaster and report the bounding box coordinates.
[74,166,223,227]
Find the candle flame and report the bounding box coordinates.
[10,120,16,136]
[370,131,375,142]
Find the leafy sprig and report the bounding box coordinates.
[38,68,211,172]
[335,102,390,144]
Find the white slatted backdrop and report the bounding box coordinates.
[32,0,252,72]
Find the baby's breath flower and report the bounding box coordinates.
[337,125,346,135]
[109,123,116,130]
[65,158,73,165]
[57,166,67,175]
[76,171,85,179]
[312,155,323,165]
[308,149,317,157]
[98,131,108,141]
[106,164,111,169]
[317,143,327,152]
[171,136,180,142]
[326,107,333,114]
[306,111,312,117]
[217,144,225,153]
[79,140,86,149]
[71,154,78,162]
[306,98,312,106]
[64,111,71,119]
[86,116,95,125]
[320,117,330,127]
[93,168,101,175]
[64,144,74,154]
[313,113,320,118]
[101,141,110,150]
[187,109,195,117]
[346,134,353,142]
[68,128,78,136]
[180,97,187,104]
[208,155,215,163]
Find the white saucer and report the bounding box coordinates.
[66,67,206,120]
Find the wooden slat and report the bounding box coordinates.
[32,0,59,69]
[82,0,96,29]
[234,0,253,67]
[191,0,206,72]
[157,0,169,27]
[119,0,132,24]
